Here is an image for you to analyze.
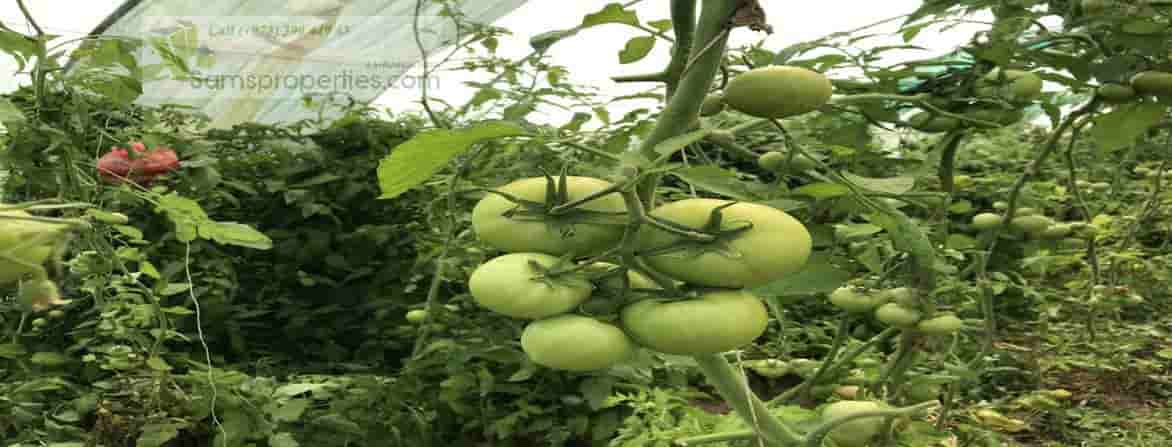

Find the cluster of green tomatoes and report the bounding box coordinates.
[459,175,814,371]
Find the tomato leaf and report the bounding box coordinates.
[670,165,767,201]
[137,423,185,447]
[841,171,916,195]
[752,254,852,297]
[377,121,527,200]
[581,3,640,28]
[652,128,711,157]
[1090,102,1169,152]
[0,97,25,126]
[619,36,655,64]
[792,182,850,200]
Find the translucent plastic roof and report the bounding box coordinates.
[2,0,527,127]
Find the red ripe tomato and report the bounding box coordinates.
[97,148,133,183]
[97,141,181,184]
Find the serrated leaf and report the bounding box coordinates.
[137,423,184,447]
[377,122,526,199]
[752,254,851,297]
[619,36,655,64]
[652,129,711,157]
[30,352,70,367]
[0,343,27,359]
[271,399,310,422]
[530,29,578,51]
[581,3,639,28]
[841,171,915,194]
[792,182,850,200]
[0,97,25,125]
[1090,102,1169,152]
[670,166,766,201]
[269,433,300,447]
[198,221,273,250]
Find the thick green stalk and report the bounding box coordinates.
[693,354,804,446]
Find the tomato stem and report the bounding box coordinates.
[692,353,804,446]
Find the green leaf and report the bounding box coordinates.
[841,171,915,195]
[670,166,766,201]
[30,352,70,367]
[652,129,711,157]
[618,36,655,64]
[137,423,184,447]
[0,343,27,359]
[752,254,852,297]
[579,377,615,411]
[792,182,850,200]
[377,122,526,199]
[581,3,640,28]
[834,223,883,242]
[159,283,192,297]
[530,29,578,51]
[271,399,310,422]
[647,19,673,32]
[146,356,172,371]
[269,433,300,447]
[1090,102,1168,152]
[0,97,25,126]
[198,221,274,250]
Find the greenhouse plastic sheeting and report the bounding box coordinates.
[83,0,526,128]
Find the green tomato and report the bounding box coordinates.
[621,290,768,355]
[875,303,922,328]
[521,314,634,371]
[471,176,626,256]
[953,175,974,189]
[978,69,1043,103]
[907,112,961,133]
[1040,224,1073,240]
[829,286,879,313]
[905,379,942,403]
[1130,71,1172,97]
[971,213,1004,231]
[757,151,816,172]
[700,94,726,117]
[724,66,833,119]
[1098,83,1136,104]
[405,309,429,323]
[992,201,1009,211]
[639,199,812,288]
[17,279,65,313]
[468,253,593,319]
[822,401,886,447]
[916,313,963,336]
[1010,215,1054,235]
[881,287,916,308]
[1016,207,1042,216]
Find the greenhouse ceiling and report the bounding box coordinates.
[1,0,528,128]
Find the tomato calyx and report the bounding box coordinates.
[639,202,754,258]
[482,172,627,241]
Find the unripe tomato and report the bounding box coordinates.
[916,313,963,336]
[468,253,593,319]
[875,303,922,327]
[405,309,428,323]
[1010,215,1054,235]
[834,385,861,400]
[977,69,1043,103]
[31,318,48,328]
[993,201,1009,211]
[905,378,942,402]
[971,213,1003,231]
[907,112,961,133]
[1098,83,1136,103]
[1130,71,1172,97]
[822,401,886,447]
[880,287,916,308]
[639,199,812,288]
[723,66,833,119]
[758,151,816,172]
[471,176,627,256]
[620,290,768,355]
[1016,207,1041,216]
[521,314,634,371]
[953,175,974,189]
[1040,223,1073,240]
[708,130,736,146]
[700,94,726,117]
[47,309,66,320]
[829,286,879,313]
[18,279,65,313]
